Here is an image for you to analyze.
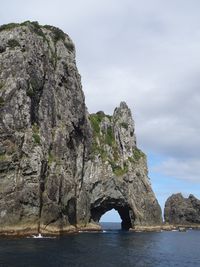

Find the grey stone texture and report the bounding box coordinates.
[164,193,200,225]
[0,22,162,235]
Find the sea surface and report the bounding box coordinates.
[0,222,200,267]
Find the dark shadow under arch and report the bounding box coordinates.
[90,199,133,230]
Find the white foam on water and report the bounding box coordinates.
[33,233,43,238]
[27,233,56,239]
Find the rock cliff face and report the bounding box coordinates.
[164,193,200,225]
[86,104,162,230]
[0,21,162,235]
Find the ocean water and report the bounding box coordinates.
[0,222,200,267]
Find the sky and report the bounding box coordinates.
[1,0,200,222]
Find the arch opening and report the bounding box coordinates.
[90,200,133,230]
[100,209,121,230]
[100,209,121,223]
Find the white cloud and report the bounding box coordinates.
[153,158,200,183]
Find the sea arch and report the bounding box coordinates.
[90,197,134,230]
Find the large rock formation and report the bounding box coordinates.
[0,21,162,235]
[87,104,162,230]
[164,193,200,225]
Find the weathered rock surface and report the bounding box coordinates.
[0,21,162,235]
[164,193,200,225]
[87,104,162,230]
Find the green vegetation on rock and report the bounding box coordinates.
[33,133,40,145]
[89,113,104,135]
[26,87,34,97]
[120,122,128,130]
[33,133,40,144]
[43,25,66,68]
[0,23,19,32]
[7,39,20,49]
[89,111,145,177]
[31,22,46,38]
[32,124,40,145]
[48,150,62,166]
[0,154,7,161]
[44,25,65,42]
[105,126,114,146]
[44,24,74,52]
[89,112,115,159]
[0,82,4,90]
[27,77,42,99]
[109,161,128,176]
[20,21,46,39]
[48,152,55,165]
[0,21,74,70]
[89,112,123,172]
[128,148,145,163]
[0,21,45,39]
[0,96,5,107]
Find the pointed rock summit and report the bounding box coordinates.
[0,22,162,235]
[113,101,136,159]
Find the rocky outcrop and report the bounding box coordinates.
[0,21,162,235]
[164,193,200,225]
[86,104,162,230]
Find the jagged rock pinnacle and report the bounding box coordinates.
[113,101,136,159]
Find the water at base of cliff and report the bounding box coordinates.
[0,222,199,267]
